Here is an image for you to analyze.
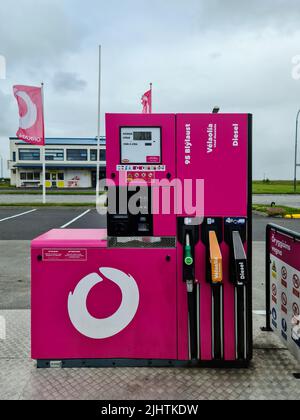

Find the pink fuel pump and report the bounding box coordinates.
[31,113,252,368]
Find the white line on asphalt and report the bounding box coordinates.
[0,209,37,223]
[61,209,91,229]
[253,310,266,315]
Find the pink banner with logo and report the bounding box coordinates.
[13,85,45,146]
[141,89,152,114]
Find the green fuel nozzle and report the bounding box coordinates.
[184,234,194,266]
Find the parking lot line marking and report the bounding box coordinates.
[61,209,91,229]
[0,209,37,223]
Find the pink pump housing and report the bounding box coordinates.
[31,113,252,367]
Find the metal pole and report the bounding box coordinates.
[96,45,102,197]
[41,83,46,204]
[0,155,3,179]
[150,83,153,114]
[262,224,272,332]
[294,110,300,193]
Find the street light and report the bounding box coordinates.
[294,109,300,192]
[212,106,220,114]
[0,154,3,179]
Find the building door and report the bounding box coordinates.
[51,173,57,188]
[91,171,96,188]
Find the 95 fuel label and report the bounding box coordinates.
[42,249,87,262]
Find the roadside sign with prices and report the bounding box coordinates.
[268,226,300,362]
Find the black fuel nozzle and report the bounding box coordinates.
[224,218,248,286]
[231,231,248,286]
[224,217,249,360]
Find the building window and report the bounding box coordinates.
[45,149,64,161]
[100,168,106,179]
[58,173,64,181]
[100,149,106,161]
[90,149,97,161]
[46,173,50,180]
[20,172,41,181]
[67,149,88,161]
[90,149,106,161]
[33,172,40,180]
[19,149,40,161]
[12,152,16,162]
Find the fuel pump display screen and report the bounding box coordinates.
[133,132,152,141]
[121,127,161,164]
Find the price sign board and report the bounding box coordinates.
[268,226,300,362]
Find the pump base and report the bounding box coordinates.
[36,358,251,369]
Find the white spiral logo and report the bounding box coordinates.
[68,267,139,339]
[15,90,38,130]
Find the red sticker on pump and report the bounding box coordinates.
[146,156,160,163]
[42,249,87,262]
[127,171,155,183]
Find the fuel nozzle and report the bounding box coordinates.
[178,219,200,360]
[224,217,248,360]
[184,234,194,292]
[201,218,224,360]
[231,230,248,286]
[224,218,248,286]
[209,231,223,285]
[184,234,194,267]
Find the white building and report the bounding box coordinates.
[9,137,106,188]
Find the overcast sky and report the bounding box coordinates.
[1,0,300,179]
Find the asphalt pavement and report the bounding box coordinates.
[0,194,96,204]
[253,194,300,208]
[0,207,106,240]
[0,193,299,206]
[1,207,300,240]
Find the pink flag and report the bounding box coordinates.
[141,88,152,114]
[13,85,45,146]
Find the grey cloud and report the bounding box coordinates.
[197,0,300,33]
[0,0,85,71]
[52,72,87,92]
[1,0,300,179]
[0,89,15,137]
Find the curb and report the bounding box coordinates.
[284,214,300,219]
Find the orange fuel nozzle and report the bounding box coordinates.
[209,231,223,284]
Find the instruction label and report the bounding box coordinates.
[42,249,87,262]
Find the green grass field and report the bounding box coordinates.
[252,181,300,194]
[0,180,300,195]
[252,204,300,216]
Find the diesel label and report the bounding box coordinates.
[232,123,239,147]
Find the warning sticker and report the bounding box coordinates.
[42,249,87,262]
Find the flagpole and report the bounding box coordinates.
[150,83,153,113]
[96,45,102,198]
[41,83,46,204]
